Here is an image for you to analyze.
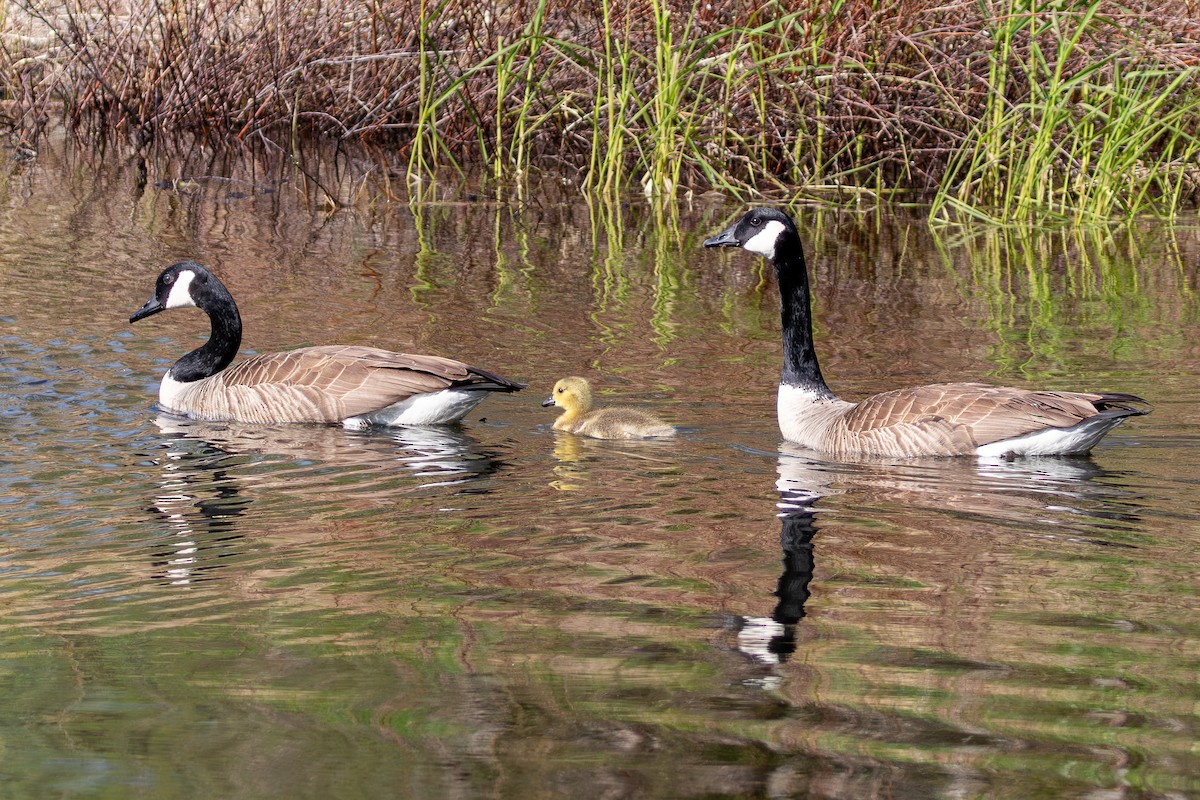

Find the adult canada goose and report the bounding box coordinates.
[703,209,1149,458]
[542,377,675,439]
[129,261,524,427]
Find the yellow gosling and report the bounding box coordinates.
[541,377,675,440]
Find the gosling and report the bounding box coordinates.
[542,377,675,440]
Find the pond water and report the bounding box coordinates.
[2,141,1198,799]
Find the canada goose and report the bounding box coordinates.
[541,377,675,439]
[704,209,1149,458]
[129,261,524,427]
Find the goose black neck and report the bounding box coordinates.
[774,236,831,395]
[169,289,243,383]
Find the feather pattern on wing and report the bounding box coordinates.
[163,346,520,424]
[807,383,1147,458]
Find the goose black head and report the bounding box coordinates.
[130,261,218,323]
[703,208,798,261]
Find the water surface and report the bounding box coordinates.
[1,142,1198,798]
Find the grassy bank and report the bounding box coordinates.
[3,0,1200,221]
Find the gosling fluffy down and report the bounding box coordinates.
[542,377,675,440]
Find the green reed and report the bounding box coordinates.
[585,0,637,195]
[408,0,453,182]
[932,0,1200,223]
[641,0,684,199]
[507,0,553,186]
[638,0,734,201]
[4,0,1199,218]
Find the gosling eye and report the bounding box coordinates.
[557,387,565,393]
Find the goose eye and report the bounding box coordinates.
[163,274,175,285]
[750,216,761,227]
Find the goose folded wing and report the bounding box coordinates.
[842,382,1132,447]
[219,346,498,419]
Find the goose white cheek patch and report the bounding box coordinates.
[742,220,785,259]
[165,270,197,309]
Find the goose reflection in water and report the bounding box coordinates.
[147,431,251,587]
[153,414,504,489]
[145,415,505,584]
[735,450,822,672]
[734,445,1144,677]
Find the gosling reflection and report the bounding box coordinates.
[549,434,587,491]
[547,430,677,492]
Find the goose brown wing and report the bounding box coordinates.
[216,346,518,420]
[841,382,1126,446]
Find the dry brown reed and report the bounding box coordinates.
[3,0,1200,216]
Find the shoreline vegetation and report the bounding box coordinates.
[2,0,1200,222]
